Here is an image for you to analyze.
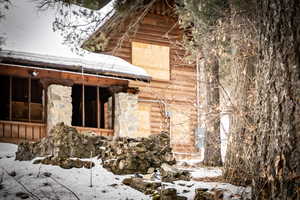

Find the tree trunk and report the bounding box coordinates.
[251,0,300,199]
[203,55,222,167]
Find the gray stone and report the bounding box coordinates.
[33,156,95,169]
[193,188,224,200]
[114,92,139,138]
[122,177,161,195]
[152,188,188,200]
[160,163,191,182]
[101,132,176,174]
[47,84,72,134]
[16,123,108,161]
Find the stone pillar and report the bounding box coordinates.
[114,92,139,138]
[47,84,72,134]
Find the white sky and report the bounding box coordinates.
[0,0,111,58]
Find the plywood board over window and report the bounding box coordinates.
[132,42,170,81]
[136,102,151,137]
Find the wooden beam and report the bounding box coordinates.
[82,84,85,127]
[28,77,31,122]
[9,76,12,121]
[0,65,129,87]
[40,77,74,88]
[112,94,115,130]
[42,89,45,123]
[97,86,100,128]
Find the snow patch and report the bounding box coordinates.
[0,142,250,200]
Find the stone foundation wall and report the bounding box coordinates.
[114,92,139,138]
[47,84,72,134]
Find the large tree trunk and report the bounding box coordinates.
[203,55,222,167]
[251,0,300,199]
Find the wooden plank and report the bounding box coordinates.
[112,94,115,129]
[4,124,11,137]
[28,77,31,122]
[97,86,100,128]
[42,89,45,122]
[82,84,85,127]
[33,126,40,140]
[26,125,33,140]
[136,103,152,137]
[11,124,19,138]
[40,127,46,138]
[0,123,3,137]
[0,120,45,127]
[9,76,12,121]
[19,125,26,139]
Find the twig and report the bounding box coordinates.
[37,162,42,178]
[0,170,4,184]
[48,176,80,200]
[1,167,41,200]
[89,151,93,187]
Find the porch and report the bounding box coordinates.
[0,65,121,142]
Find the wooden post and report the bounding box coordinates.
[97,86,100,128]
[9,76,12,121]
[112,93,115,130]
[82,84,85,127]
[28,77,31,122]
[42,89,45,123]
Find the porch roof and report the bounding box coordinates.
[0,49,151,81]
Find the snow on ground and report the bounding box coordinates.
[176,159,223,178]
[0,143,250,200]
[189,168,223,179]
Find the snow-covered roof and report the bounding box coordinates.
[0,0,150,81]
[0,50,151,80]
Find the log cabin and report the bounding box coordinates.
[0,0,205,159]
[82,0,203,158]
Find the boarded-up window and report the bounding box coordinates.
[137,102,151,137]
[132,42,170,81]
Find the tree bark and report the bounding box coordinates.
[203,55,222,167]
[251,0,300,199]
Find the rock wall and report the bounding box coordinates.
[114,92,139,138]
[47,84,72,134]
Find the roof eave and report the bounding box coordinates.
[0,50,151,82]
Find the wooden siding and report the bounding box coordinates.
[0,120,46,141]
[97,10,198,153]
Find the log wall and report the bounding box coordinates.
[96,8,199,153]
